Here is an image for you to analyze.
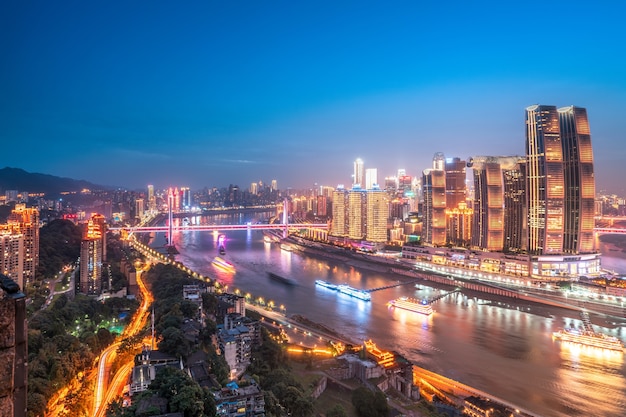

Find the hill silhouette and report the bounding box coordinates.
[0,167,110,195]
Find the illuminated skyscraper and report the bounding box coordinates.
[422,169,446,245]
[433,152,445,171]
[330,187,348,238]
[271,179,277,191]
[7,205,39,286]
[558,106,595,254]
[348,187,366,240]
[525,104,599,278]
[79,216,103,295]
[525,105,564,255]
[147,184,155,211]
[366,188,389,243]
[0,226,24,289]
[469,156,525,252]
[353,158,364,187]
[365,168,378,190]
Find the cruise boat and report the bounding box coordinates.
[315,280,371,301]
[212,256,235,272]
[337,284,371,301]
[387,297,433,316]
[315,280,338,290]
[552,328,624,352]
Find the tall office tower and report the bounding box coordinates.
[8,205,39,286]
[79,216,103,295]
[384,176,398,194]
[271,179,277,191]
[558,106,595,254]
[0,275,27,417]
[250,182,258,195]
[353,158,364,187]
[91,214,107,262]
[422,169,446,245]
[398,175,413,196]
[181,187,192,209]
[445,157,466,209]
[366,188,389,242]
[470,156,525,251]
[365,168,378,190]
[348,186,367,240]
[433,152,445,171]
[135,199,145,220]
[0,225,24,289]
[330,188,348,237]
[503,161,527,253]
[525,105,565,255]
[316,195,328,217]
[320,186,335,198]
[147,184,155,211]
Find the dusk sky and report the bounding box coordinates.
[2,1,626,193]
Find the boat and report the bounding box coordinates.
[552,328,624,352]
[314,280,370,301]
[315,280,338,290]
[387,297,433,315]
[337,284,371,301]
[212,256,235,272]
[267,272,296,286]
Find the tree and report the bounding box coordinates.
[157,326,191,359]
[326,404,348,417]
[351,387,389,417]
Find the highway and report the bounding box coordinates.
[92,258,154,417]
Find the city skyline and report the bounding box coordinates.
[2,2,626,192]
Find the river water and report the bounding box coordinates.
[158,213,626,417]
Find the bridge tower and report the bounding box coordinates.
[282,198,289,239]
[167,188,174,247]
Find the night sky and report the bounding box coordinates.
[2,1,625,192]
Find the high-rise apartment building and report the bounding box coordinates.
[79,216,104,295]
[147,184,155,211]
[366,188,389,243]
[0,274,27,417]
[347,187,366,240]
[330,188,348,238]
[0,226,24,289]
[7,205,39,286]
[353,158,364,187]
[365,168,378,190]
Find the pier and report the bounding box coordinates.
[366,280,420,293]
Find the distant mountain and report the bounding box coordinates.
[0,167,110,195]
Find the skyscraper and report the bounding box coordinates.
[422,169,446,245]
[558,106,595,254]
[353,158,364,187]
[365,168,378,190]
[525,105,565,255]
[7,205,39,286]
[366,187,389,243]
[79,216,104,295]
[330,187,348,238]
[469,156,525,252]
[525,104,599,278]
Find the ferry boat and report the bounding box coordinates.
[552,328,624,352]
[387,297,433,316]
[315,280,338,290]
[212,256,235,272]
[337,284,371,301]
[315,280,371,301]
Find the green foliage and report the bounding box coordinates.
[351,387,389,417]
[36,219,82,279]
[157,326,191,358]
[327,404,348,417]
[149,367,216,417]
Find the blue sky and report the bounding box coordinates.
[2,1,626,192]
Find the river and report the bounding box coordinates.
[155,213,626,417]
